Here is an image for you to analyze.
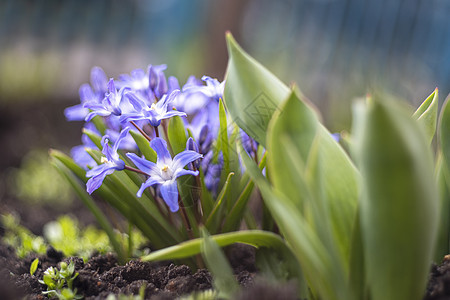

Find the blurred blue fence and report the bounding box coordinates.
[0,0,448,107]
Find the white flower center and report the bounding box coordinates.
[150,103,157,110]
[101,156,109,164]
[160,164,173,181]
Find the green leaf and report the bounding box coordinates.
[141,230,287,262]
[168,115,188,155]
[221,153,266,232]
[358,95,439,300]
[439,95,450,185]
[82,128,102,149]
[30,258,39,276]
[434,154,450,261]
[51,160,127,264]
[205,172,234,233]
[200,228,239,299]
[413,88,439,143]
[130,130,156,162]
[238,144,350,300]
[267,88,359,265]
[224,32,290,146]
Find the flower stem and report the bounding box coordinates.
[124,165,150,177]
[154,126,159,138]
[178,195,194,240]
[130,121,152,142]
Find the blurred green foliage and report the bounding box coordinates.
[9,149,73,206]
[1,213,147,261]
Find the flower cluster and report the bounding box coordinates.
[66,65,227,212]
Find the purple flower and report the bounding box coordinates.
[331,133,340,142]
[64,67,108,121]
[126,138,202,212]
[149,64,168,99]
[84,79,130,122]
[120,90,186,127]
[201,150,223,196]
[70,123,99,170]
[116,68,149,93]
[86,127,130,194]
[173,76,224,115]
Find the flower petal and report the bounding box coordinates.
[172,150,202,171]
[173,168,199,179]
[86,166,115,194]
[136,177,162,198]
[90,67,108,94]
[113,127,130,153]
[126,153,155,175]
[150,138,172,165]
[161,110,187,120]
[160,181,179,212]
[64,104,89,121]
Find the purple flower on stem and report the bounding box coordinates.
[64,67,108,121]
[120,90,186,127]
[126,138,202,212]
[84,79,130,122]
[86,127,130,194]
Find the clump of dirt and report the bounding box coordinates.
[425,255,450,300]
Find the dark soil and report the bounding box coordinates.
[0,239,300,300]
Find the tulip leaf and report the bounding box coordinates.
[238,144,350,300]
[358,95,438,300]
[224,32,290,146]
[141,230,288,261]
[200,228,239,299]
[413,88,438,144]
[267,88,359,265]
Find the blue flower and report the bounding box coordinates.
[173,76,224,115]
[84,79,130,122]
[116,68,149,93]
[86,127,130,194]
[120,90,186,127]
[148,64,168,99]
[126,138,202,212]
[64,67,108,121]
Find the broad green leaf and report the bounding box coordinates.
[141,230,287,262]
[200,228,239,299]
[224,32,290,146]
[358,95,438,300]
[436,95,450,261]
[439,95,450,185]
[168,115,188,155]
[239,144,351,300]
[434,154,450,261]
[413,88,439,143]
[130,130,156,162]
[267,88,359,264]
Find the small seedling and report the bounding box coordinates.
[30,258,39,276]
[39,260,82,300]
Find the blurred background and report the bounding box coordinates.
[0,0,449,230]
